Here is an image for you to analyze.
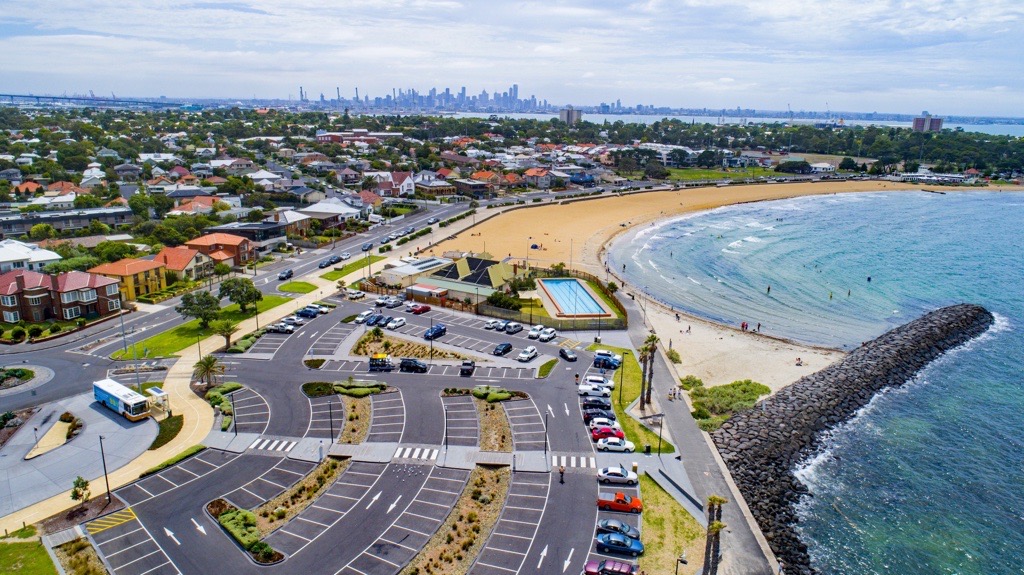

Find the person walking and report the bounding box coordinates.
[559,465,565,484]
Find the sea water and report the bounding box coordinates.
[607,191,1024,575]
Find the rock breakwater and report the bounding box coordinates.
[712,304,994,574]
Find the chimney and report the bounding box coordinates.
[14,272,26,291]
[274,212,280,222]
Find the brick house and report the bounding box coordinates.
[88,258,168,301]
[152,246,214,281]
[184,232,254,267]
[0,269,122,323]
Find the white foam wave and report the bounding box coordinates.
[728,240,743,247]
[687,276,701,285]
[721,249,740,254]
[743,236,763,243]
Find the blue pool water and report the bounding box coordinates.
[607,191,1024,575]
[540,278,605,315]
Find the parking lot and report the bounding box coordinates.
[264,461,388,557]
[442,395,478,447]
[337,466,470,575]
[307,322,358,356]
[318,358,536,379]
[503,399,547,451]
[226,388,270,435]
[468,472,549,575]
[244,331,291,358]
[223,457,316,510]
[88,510,181,575]
[115,449,239,508]
[366,391,405,443]
[306,393,344,439]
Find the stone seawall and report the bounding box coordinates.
[712,304,994,574]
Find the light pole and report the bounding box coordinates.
[230,393,237,436]
[98,435,111,503]
[429,317,434,365]
[328,401,334,442]
[618,352,626,405]
[118,309,129,355]
[675,552,689,575]
[443,405,448,450]
[544,410,548,455]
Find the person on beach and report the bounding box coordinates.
[687,325,691,334]
[767,285,771,294]
[756,322,761,332]
[796,357,803,366]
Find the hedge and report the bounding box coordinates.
[219,508,261,550]
[140,445,206,477]
[302,381,336,397]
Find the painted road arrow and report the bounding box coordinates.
[562,548,574,572]
[191,518,206,535]
[564,403,570,416]
[164,527,180,545]
[547,404,555,418]
[367,491,381,509]
[387,495,403,513]
[537,544,548,569]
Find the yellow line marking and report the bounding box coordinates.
[86,508,137,534]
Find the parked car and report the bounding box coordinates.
[281,315,305,326]
[527,324,545,339]
[581,396,612,410]
[585,375,615,389]
[311,304,330,314]
[492,319,509,331]
[559,348,578,361]
[354,310,374,324]
[597,491,643,513]
[582,408,616,424]
[581,559,638,575]
[424,324,447,340]
[505,322,524,334]
[595,519,640,541]
[484,319,501,329]
[385,297,404,309]
[594,357,621,370]
[365,314,386,326]
[296,307,320,318]
[596,437,635,453]
[427,217,439,224]
[318,259,332,268]
[493,343,513,356]
[588,417,621,431]
[278,269,294,280]
[517,346,538,362]
[578,384,611,398]
[340,252,352,260]
[347,289,365,300]
[595,533,644,557]
[361,242,374,251]
[459,360,476,376]
[328,254,342,264]
[378,316,394,328]
[380,237,390,245]
[410,304,431,314]
[368,354,393,372]
[375,295,390,306]
[597,467,639,486]
[591,426,625,441]
[399,358,428,373]
[266,323,295,334]
[538,327,557,342]
[386,317,406,330]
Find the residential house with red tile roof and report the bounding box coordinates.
[88,258,167,301]
[153,246,214,280]
[523,167,552,189]
[184,232,254,267]
[0,269,122,323]
[14,181,42,195]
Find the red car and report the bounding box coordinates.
[410,304,431,314]
[591,426,625,441]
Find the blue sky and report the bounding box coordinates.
[2,0,1023,116]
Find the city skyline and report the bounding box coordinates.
[2,1,1024,116]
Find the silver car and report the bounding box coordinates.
[597,466,638,486]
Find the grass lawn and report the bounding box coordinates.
[320,256,385,281]
[515,298,550,319]
[587,343,675,454]
[638,474,706,573]
[1,319,81,339]
[148,415,183,450]
[278,281,317,294]
[667,167,776,181]
[537,358,557,378]
[584,280,623,318]
[0,541,57,574]
[111,295,290,359]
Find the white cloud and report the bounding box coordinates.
[0,0,1022,115]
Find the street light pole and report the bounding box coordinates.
[230,393,237,436]
[544,410,548,455]
[98,436,111,503]
[443,405,448,450]
[118,309,129,354]
[328,401,334,442]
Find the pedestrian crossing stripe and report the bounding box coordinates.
[249,438,296,452]
[551,455,597,469]
[393,447,439,461]
[86,508,137,534]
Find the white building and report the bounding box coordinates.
[809,162,836,173]
[0,239,62,273]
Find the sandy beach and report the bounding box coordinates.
[432,180,935,392]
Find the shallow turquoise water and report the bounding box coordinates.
[538,278,604,315]
[607,191,1024,575]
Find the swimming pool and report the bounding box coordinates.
[537,278,607,316]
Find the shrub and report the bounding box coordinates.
[337,387,376,398]
[10,327,25,340]
[219,507,261,550]
[76,318,87,328]
[301,381,336,397]
[666,349,681,363]
[49,323,62,334]
[205,391,224,407]
[486,391,511,403]
[679,375,704,390]
[304,359,325,369]
[59,411,75,423]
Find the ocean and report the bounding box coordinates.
[606,191,1024,575]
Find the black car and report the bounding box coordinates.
[399,358,428,373]
[361,242,374,251]
[328,254,342,264]
[595,519,641,540]
[378,316,394,328]
[277,269,294,280]
[582,408,617,424]
[296,307,319,318]
[581,397,612,410]
[459,360,476,376]
[559,348,578,361]
[493,343,513,356]
[365,314,385,326]
[318,259,332,268]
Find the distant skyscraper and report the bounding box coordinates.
[559,105,582,125]
[913,112,943,132]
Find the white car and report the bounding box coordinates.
[538,327,557,342]
[527,324,545,339]
[340,252,352,260]
[585,375,615,389]
[354,310,374,324]
[594,349,623,363]
[310,304,330,314]
[597,466,638,486]
[588,417,622,431]
[578,384,611,397]
[375,295,390,306]
[484,319,501,330]
[504,322,524,334]
[597,437,635,453]
[346,289,365,300]
[282,315,305,326]
[517,346,538,362]
[386,317,406,330]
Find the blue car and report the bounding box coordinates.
[366,314,385,326]
[595,533,644,557]
[424,324,447,340]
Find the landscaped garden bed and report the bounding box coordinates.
[254,458,347,535]
[0,367,35,390]
[206,498,283,564]
[354,329,469,360]
[476,399,512,452]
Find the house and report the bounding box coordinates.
[0,239,62,273]
[809,162,836,174]
[414,176,457,196]
[46,181,85,196]
[114,164,143,181]
[96,148,121,161]
[265,209,311,236]
[88,258,167,301]
[0,168,22,184]
[168,166,191,180]
[391,171,415,196]
[138,153,183,165]
[167,196,221,216]
[185,232,256,266]
[14,181,42,196]
[191,163,213,178]
[225,158,256,175]
[299,197,363,229]
[152,246,214,280]
[440,151,480,167]
[284,186,326,204]
[523,168,552,189]
[194,147,217,158]
[470,171,501,187]
[358,190,384,209]
[0,269,122,323]
[337,167,360,184]
[452,178,492,199]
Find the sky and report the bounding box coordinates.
[2,0,1023,117]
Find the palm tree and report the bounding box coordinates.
[701,495,729,575]
[707,521,727,575]
[643,334,660,406]
[193,354,225,389]
[638,345,651,410]
[210,319,239,350]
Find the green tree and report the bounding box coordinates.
[70,476,91,507]
[192,354,225,388]
[838,156,858,171]
[219,277,262,312]
[29,223,57,240]
[88,219,112,235]
[211,319,239,349]
[93,240,136,263]
[245,209,265,223]
[214,262,232,277]
[643,161,669,179]
[174,290,220,328]
[73,193,104,209]
[128,191,152,219]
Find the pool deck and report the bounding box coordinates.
[536,277,613,318]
